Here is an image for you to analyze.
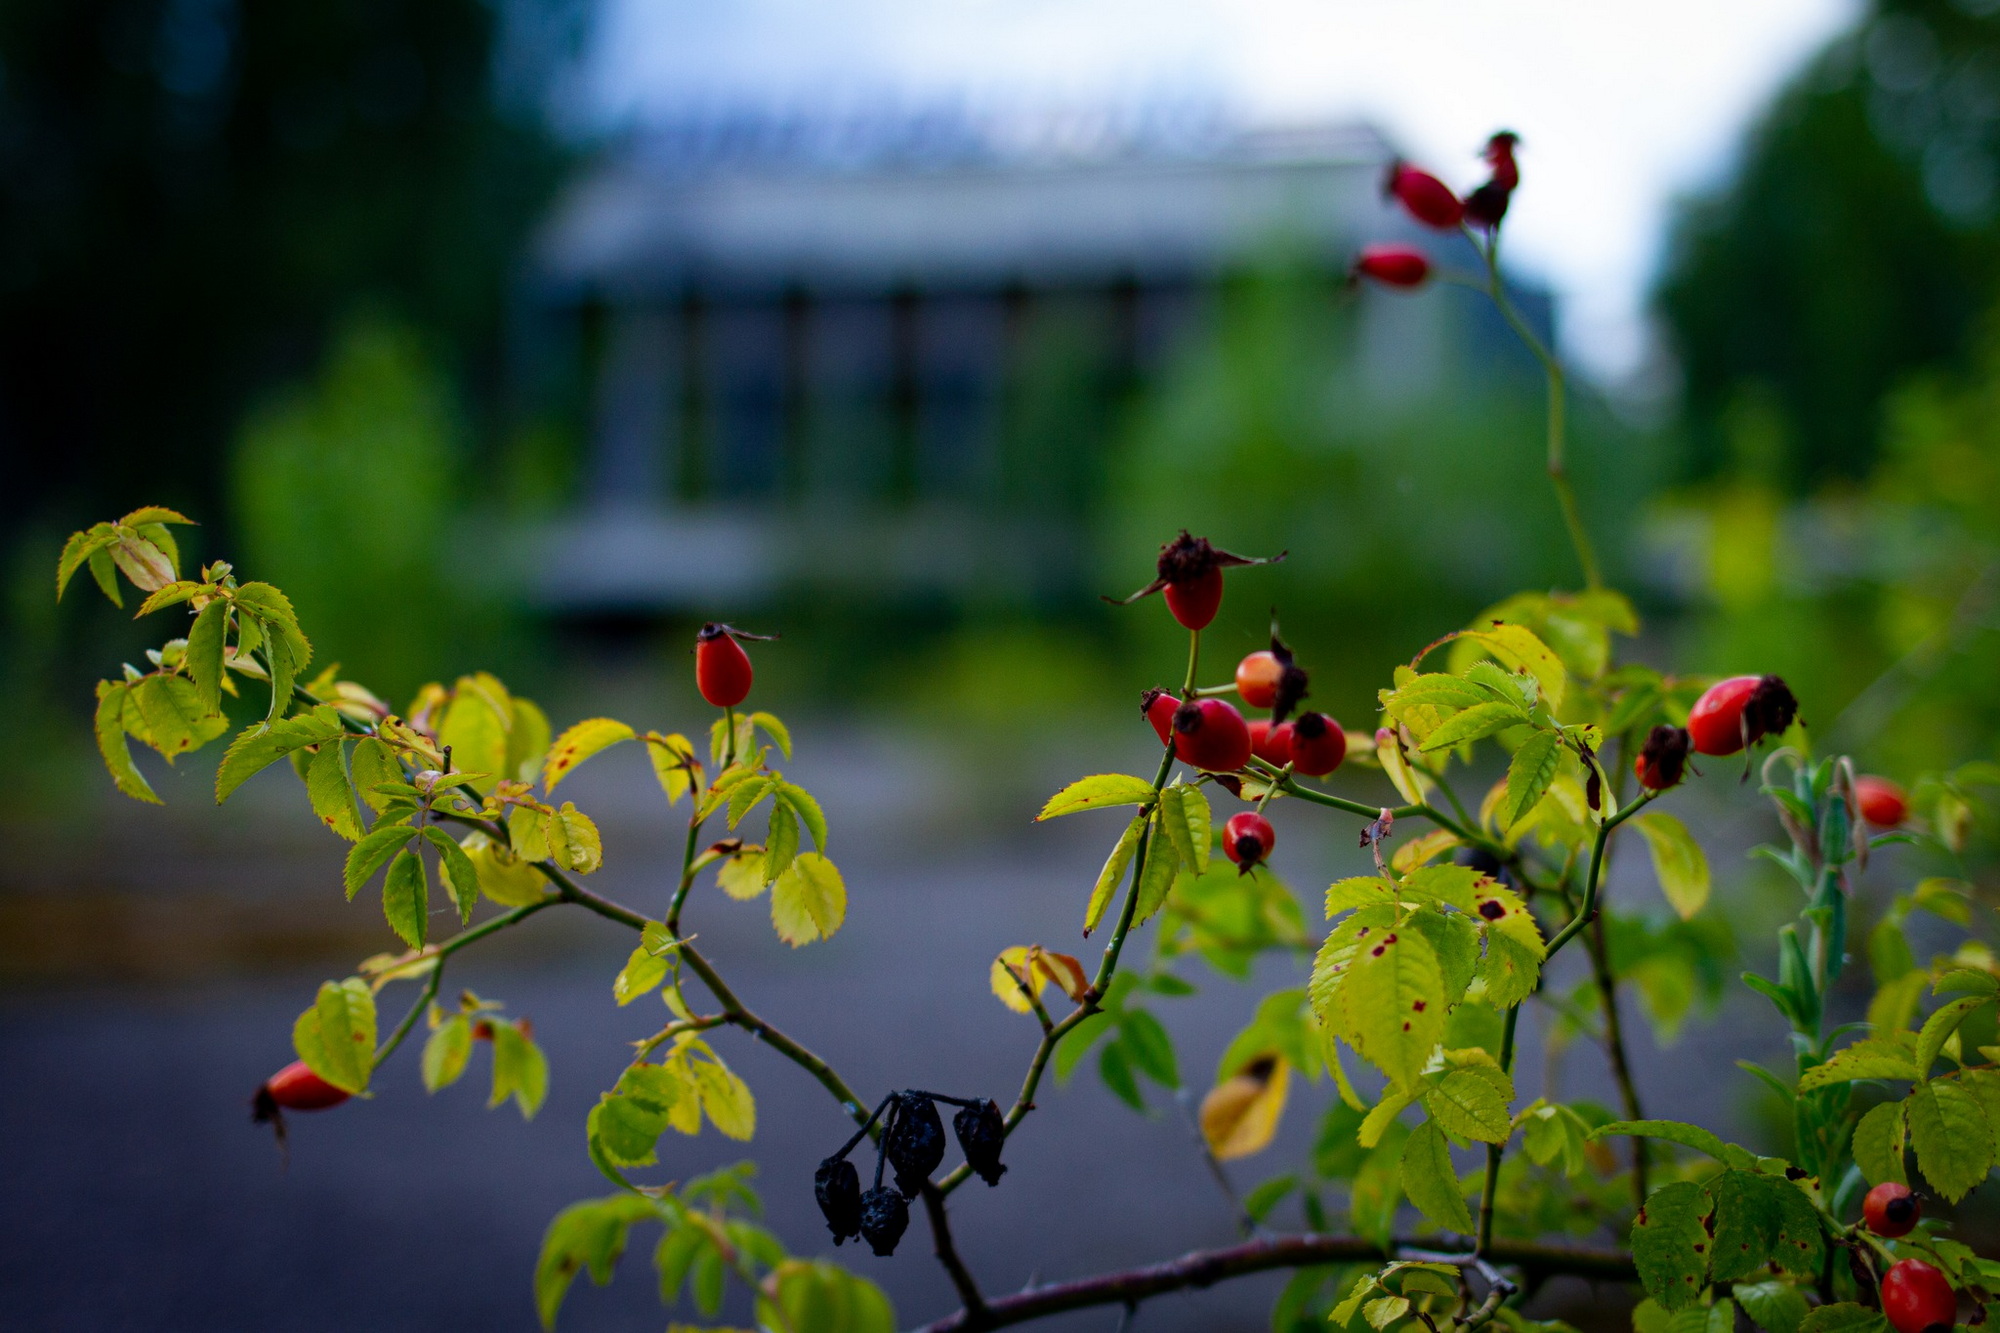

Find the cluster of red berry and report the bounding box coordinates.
[1862,1183,1959,1333]
[1352,132,1520,290]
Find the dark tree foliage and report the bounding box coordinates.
[0,0,562,531]
[1656,0,2000,485]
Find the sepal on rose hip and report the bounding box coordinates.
[814,1155,864,1245]
[857,1185,909,1257]
[1463,131,1521,229]
[952,1099,1008,1186]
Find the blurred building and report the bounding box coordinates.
[518,107,1532,611]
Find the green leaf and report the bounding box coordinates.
[1409,908,1479,1006]
[771,852,845,946]
[1242,1173,1299,1224]
[439,675,510,795]
[542,717,636,791]
[1424,1065,1514,1143]
[382,849,429,947]
[1594,1119,1736,1165]
[489,1018,549,1119]
[1118,1008,1179,1088]
[1633,812,1710,921]
[726,775,774,827]
[346,737,401,813]
[57,523,118,600]
[1906,1078,1994,1201]
[1401,865,1483,911]
[1132,820,1182,926]
[303,741,362,841]
[1771,1178,1824,1277]
[93,682,159,804]
[87,545,122,606]
[1343,923,1446,1090]
[763,799,800,885]
[1851,1100,1908,1186]
[1038,773,1159,819]
[1349,1121,1408,1250]
[133,672,223,761]
[1630,1180,1710,1311]
[1456,622,1567,712]
[1916,996,1988,1079]
[757,1259,896,1333]
[614,942,669,1005]
[778,782,829,852]
[1706,1170,1781,1283]
[1387,673,1494,713]
[1735,1282,1810,1333]
[292,977,376,1094]
[1798,1039,1920,1091]
[1327,876,1397,915]
[185,598,227,714]
[345,824,418,900]
[1098,1040,1144,1109]
[534,1193,661,1329]
[544,803,604,874]
[1519,1102,1591,1177]
[1418,701,1527,753]
[422,827,481,923]
[1796,1306,1888,1333]
[1503,730,1562,828]
[216,706,347,802]
[1399,1119,1474,1233]
[423,1014,473,1091]
[1157,783,1211,874]
[749,710,792,759]
[1085,816,1145,935]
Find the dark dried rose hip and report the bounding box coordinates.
[814,1156,863,1245]
[858,1185,910,1257]
[952,1099,1008,1187]
[1633,724,1691,790]
[883,1092,946,1199]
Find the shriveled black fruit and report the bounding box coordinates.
[814,1155,862,1245]
[884,1092,946,1198]
[858,1185,909,1257]
[953,1099,1007,1187]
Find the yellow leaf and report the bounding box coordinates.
[1199,1055,1291,1160]
[770,852,845,946]
[644,732,699,805]
[991,947,1043,1013]
[460,831,550,907]
[542,717,635,791]
[717,848,768,900]
[1391,829,1460,874]
[1035,950,1089,1003]
[1375,728,1430,807]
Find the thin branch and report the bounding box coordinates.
[375,955,446,1064]
[921,1183,988,1320]
[915,1234,1634,1332]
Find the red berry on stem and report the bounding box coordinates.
[260,1061,350,1112]
[1223,811,1275,868]
[1385,162,1465,229]
[1882,1259,1955,1333]
[1236,651,1284,708]
[1107,531,1283,632]
[1687,674,1799,756]
[695,623,757,708]
[1141,688,1180,745]
[1288,711,1346,777]
[1863,1181,1922,1238]
[1249,719,1293,768]
[1633,724,1692,790]
[1354,245,1431,289]
[1173,698,1252,773]
[1856,776,1909,828]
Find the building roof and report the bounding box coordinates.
[534,115,1397,297]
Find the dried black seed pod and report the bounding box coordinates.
[1743,676,1799,746]
[858,1185,909,1257]
[953,1099,1008,1187]
[814,1155,863,1245]
[884,1092,946,1198]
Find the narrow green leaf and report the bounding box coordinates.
[1424,1065,1514,1143]
[1503,730,1561,827]
[57,524,117,600]
[749,710,791,759]
[1399,1120,1474,1233]
[533,1195,660,1330]
[1797,1306,1888,1333]
[1132,819,1182,926]
[777,782,828,851]
[422,826,481,923]
[1594,1119,1734,1164]
[1038,773,1159,819]
[1418,701,1527,753]
[1630,1179,1710,1311]
[185,598,227,713]
[1118,1008,1179,1088]
[382,849,428,947]
[762,799,800,885]
[1798,1039,1920,1091]
[1851,1100,1908,1186]
[1084,816,1144,935]
[1633,812,1711,921]
[93,681,160,804]
[1156,784,1205,874]
[423,1014,473,1092]
[306,741,362,841]
[1915,996,1988,1079]
[216,706,346,801]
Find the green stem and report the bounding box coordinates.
[1476,232,1600,591]
[375,955,447,1065]
[1475,1006,1522,1254]
[1182,627,1201,697]
[666,810,704,935]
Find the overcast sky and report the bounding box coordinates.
[582,0,1863,383]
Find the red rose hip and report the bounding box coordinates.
[1288,712,1346,777]
[1164,568,1224,632]
[695,623,758,708]
[1863,1181,1921,1238]
[1223,811,1274,868]
[1384,162,1464,229]
[258,1060,350,1113]
[1688,674,1798,756]
[1236,652,1285,708]
[1882,1258,1955,1333]
[1354,245,1431,288]
[1173,698,1252,773]
[1142,688,1180,745]
[1249,719,1293,767]
[1856,776,1909,828]
[1633,724,1691,790]
[1109,531,1282,632]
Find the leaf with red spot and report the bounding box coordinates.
[1341,925,1445,1091]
